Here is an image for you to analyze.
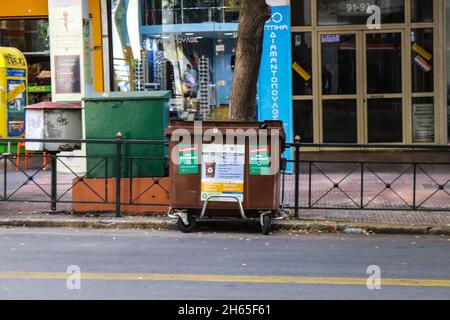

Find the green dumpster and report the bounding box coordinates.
[84,91,171,179]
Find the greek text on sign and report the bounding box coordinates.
[250,146,271,175]
[179,144,199,174]
[201,144,245,202]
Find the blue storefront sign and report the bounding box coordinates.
[6,69,26,78]
[257,3,293,169]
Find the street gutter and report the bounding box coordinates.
[0,215,449,236]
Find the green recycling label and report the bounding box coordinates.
[179,144,199,175]
[249,145,271,175]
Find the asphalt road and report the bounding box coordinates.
[0,227,449,300]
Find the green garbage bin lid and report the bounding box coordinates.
[83,91,172,101]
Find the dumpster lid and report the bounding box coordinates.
[26,101,82,110]
[166,120,285,134]
[83,91,172,102]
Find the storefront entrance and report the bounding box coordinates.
[319,30,406,144]
[292,0,443,145]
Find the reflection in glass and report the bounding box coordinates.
[323,100,357,143]
[368,99,403,143]
[317,0,404,25]
[412,97,434,143]
[321,34,357,95]
[411,29,434,93]
[293,100,313,143]
[411,0,433,23]
[142,0,240,25]
[366,33,402,94]
[0,19,49,53]
[292,33,312,95]
[113,0,240,121]
[291,0,311,26]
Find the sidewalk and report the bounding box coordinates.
[0,202,449,236]
[0,152,449,235]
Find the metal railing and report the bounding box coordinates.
[1,136,449,219]
[283,140,450,218]
[0,135,169,218]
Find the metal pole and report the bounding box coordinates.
[413,164,417,210]
[115,132,123,218]
[51,152,57,211]
[360,162,364,209]
[4,155,7,200]
[294,136,301,219]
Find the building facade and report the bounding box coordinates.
[1,0,450,145]
[291,0,449,146]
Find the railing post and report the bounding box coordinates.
[115,132,123,218]
[413,163,417,210]
[51,152,57,211]
[294,135,301,219]
[4,154,7,201]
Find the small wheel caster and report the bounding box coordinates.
[177,215,197,233]
[261,215,271,236]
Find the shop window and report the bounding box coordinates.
[368,99,403,143]
[411,29,434,93]
[446,0,450,143]
[113,0,240,120]
[321,34,357,95]
[0,19,49,53]
[317,0,404,26]
[411,0,433,23]
[292,32,312,96]
[322,100,357,143]
[293,100,313,143]
[142,0,239,25]
[412,97,434,143]
[291,0,311,26]
[366,33,402,94]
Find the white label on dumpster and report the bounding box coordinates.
[201,144,245,202]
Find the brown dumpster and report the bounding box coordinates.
[165,120,285,235]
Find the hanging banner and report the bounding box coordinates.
[257,0,293,169]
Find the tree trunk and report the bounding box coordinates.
[229,0,271,121]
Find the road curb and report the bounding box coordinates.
[0,219,178,231]
[0,217,449,236]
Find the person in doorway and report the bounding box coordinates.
[182,63,199,99]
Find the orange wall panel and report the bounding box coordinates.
[2,1,48,17]
[2,0,104,92]
[88,0,104,92]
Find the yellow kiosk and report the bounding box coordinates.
[0,47,28,153]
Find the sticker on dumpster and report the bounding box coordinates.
[249,145,271,175]
[179,144,199,175]
[201,144,245,202]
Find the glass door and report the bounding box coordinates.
[364,31,405,144]
[319,32,361,144]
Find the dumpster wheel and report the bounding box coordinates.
[261,214,271,236]
[177,214,197,233]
